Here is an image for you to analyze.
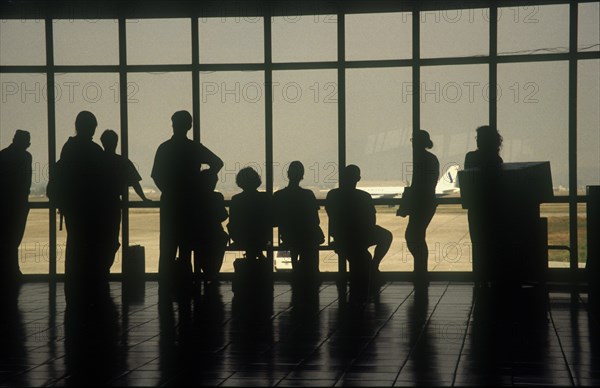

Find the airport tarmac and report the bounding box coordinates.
[16,202,581,275]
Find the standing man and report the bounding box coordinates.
[50,111,114,306]
[0,130,32,283]
[151,110,223,286]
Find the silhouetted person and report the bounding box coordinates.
[100,129,148,269]
[405,130,439,285]
[228,167,272,261]
[325,165,393,283]
[0,130,32,283]
[193,169,228,282]
[464,125,504,286]
[50,111,115,306]
[273,161,325,279]
[151,110,223,286]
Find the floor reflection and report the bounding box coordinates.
[0,281,597,386]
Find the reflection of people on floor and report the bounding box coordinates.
[64,284,123,385]
[100,129,148,270]
[0,130,32,284]
[325,165,392,285]
[405,130,439,285]
[464,125,504,286]
[273,161,324,281]
[151,110,223,287]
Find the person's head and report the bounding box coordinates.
[236,166,262,191]
[287,161,304,184]
[341,164,361,189]
[412,129,434,150]
[100,129,118,153]
[171,110,193,136]
[475,125,503,154]
[200,169,219,192]
[12,129,31,150]
[75,111,98,139]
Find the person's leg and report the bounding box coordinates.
[158,201,178,284]
[371,226,393,271]
[406,206,436,282]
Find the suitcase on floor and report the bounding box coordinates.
[124,245,145,283]
[232,257,273,293]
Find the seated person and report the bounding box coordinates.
[273,161,325,277]
[227,167,272,260]
[325,165,392,276]
[194,169,229,282]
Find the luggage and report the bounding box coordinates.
[124,245,145,283]
[232,257,273,293]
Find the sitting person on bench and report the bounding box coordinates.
[227,166,272,261]
[325,165,393,280]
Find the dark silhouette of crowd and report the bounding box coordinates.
[3,109,582,307]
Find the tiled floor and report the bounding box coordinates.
[0,280,598,387]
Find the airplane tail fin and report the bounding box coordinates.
[436,164,460,194]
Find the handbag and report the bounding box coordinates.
[396,186,414,217]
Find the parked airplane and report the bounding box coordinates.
[359,164,461,199]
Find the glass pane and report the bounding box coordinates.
[54,73,120,157]
[128,72,192,196]
[199,71,265,199]
[420,8,489,58]
[578,59,599,271]
[577,59,600,188]
[129,208,160,273]
[498,61,569,195]
[53,73,121,274]
[542,203,570,269]
[427,204,472,272]
[272,15,337,62]
[127,72,192,274]
[273,69,338,198]
[0,20,46,65]
[199,17,264,63]
[345,12,411,60]
[578,2,600,52]
[53,19,119,65]
[498,5,569,55]
[421,64,488,184]
[18,210,49,275]
[126,19,191,65]
[0,73,49,194]
[346,67,412,189]
[578,203,587,269]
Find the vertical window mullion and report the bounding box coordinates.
[264,11,274,262]
[118,18,130,267]
[337,10,346,274]
[569,1,578,272]
[489,4,498,128]
[45,18,57,280]
[412,9,420,166]
[192,16,200,142]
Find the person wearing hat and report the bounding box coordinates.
[405,130,439,286]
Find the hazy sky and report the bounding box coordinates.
[1,4,598,197]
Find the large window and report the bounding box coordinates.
[1,1,598,276]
